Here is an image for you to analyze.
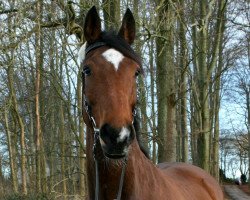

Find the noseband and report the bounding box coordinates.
[82,42,137,200]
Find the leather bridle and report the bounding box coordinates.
[81,42,137,200]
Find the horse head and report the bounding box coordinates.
[79,6,142,159]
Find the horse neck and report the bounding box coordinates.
[85,127,164,199]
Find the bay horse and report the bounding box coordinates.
[79,6,224,200]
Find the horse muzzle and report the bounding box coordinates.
[99,124,134,159]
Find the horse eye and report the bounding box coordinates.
[83,66,91,76]
[135,69,141,77]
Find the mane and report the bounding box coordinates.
[133,115,150,159]
[87,31,142,67]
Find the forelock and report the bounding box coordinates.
[78,32,142,68]
[100,32,141,66]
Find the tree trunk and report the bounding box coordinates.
[59,102,67,199]
[196,0,210,172]
[77,69,86,196]
[164,1,176,162]
[156,1,176,162]
[247,88,250,188]
[193,0,226,172]
[156,11,168,162]
[6,49,27,194]
[134,0,149,152]
[149,39,157,163]
[28,102,36,192]
[5,1,27,193]
[0,156,3,194]
[211,6,226,180]
[7,66,27,195]
[35,0,42,192]
[178,0,188,162]
[102,0,120,29]
[190,0,199,165]
[4,107,18,193]
[246,33,250,189]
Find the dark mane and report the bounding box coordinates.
[133,115,150,159]
[87,31,142,67]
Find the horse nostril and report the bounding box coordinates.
[100,124,119,145]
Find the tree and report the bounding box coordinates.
[155,0,177,163]
[190,0,227,172]
[177,0,188,162]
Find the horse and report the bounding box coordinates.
[79,6,224,200]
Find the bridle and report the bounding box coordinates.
[81,42,138,200]
[83,95,129,200]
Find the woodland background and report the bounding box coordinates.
[0,0,249,199]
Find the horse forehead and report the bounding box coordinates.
[102,48,124,71]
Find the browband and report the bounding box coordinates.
[84,41,142,67]
[85,42,107,56]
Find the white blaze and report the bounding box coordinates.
[117,127,130,143]
[102,49,124,70]
[78,42,87,63]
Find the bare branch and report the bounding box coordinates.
[0,8,18,15]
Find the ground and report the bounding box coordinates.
[239,185,250,196]
[224,183,250,200]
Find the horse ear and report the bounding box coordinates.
[84,6,101,43]
[118,8,135,45]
